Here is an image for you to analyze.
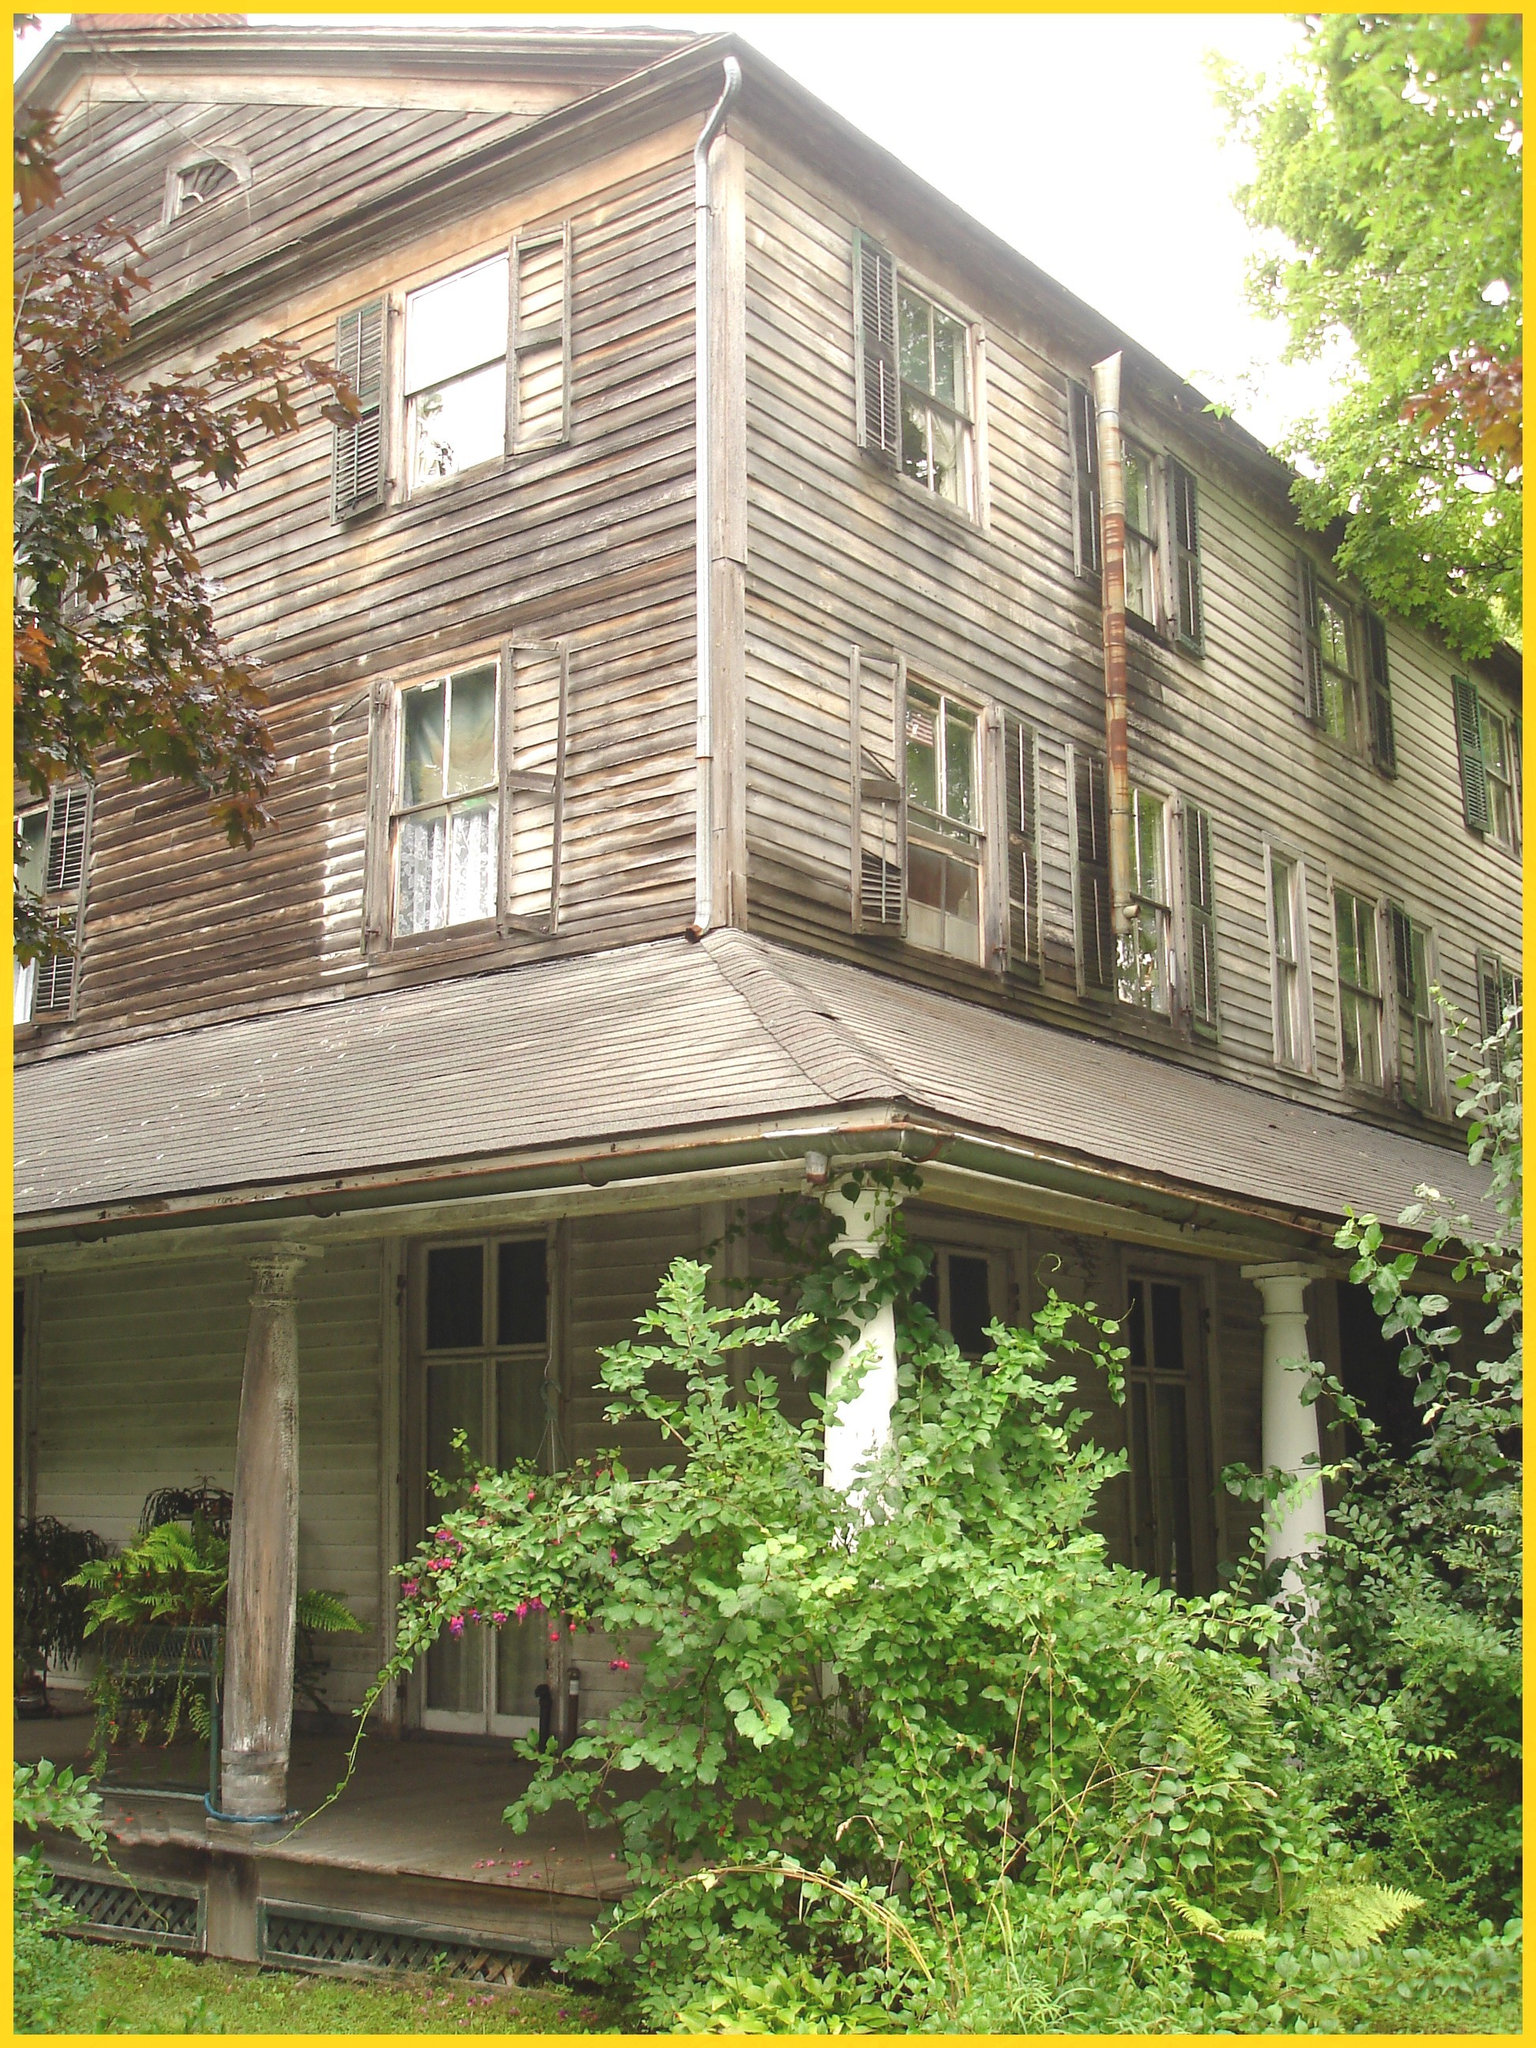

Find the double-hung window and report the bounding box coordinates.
[904,682,983,963]
[1389,907,1444,1114]
[1267,851,1312,1071]
[1122,443,1159,626]
[405,258,509,491]
[14,786,92,1024]
[1118,787,1172,1013]
[1452,677,1519,848]
[854,232,976,515]
[1299,559,1396,770]
[1334,885,1384,1089]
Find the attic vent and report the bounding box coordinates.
[172,155,242,216]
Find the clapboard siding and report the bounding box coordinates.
[739,140,1521,1146]
[33,1243,387,1710]
[32,137,701,1053]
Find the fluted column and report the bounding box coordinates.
[821,1185,899,1503]
[219,1244,317,1822]
[1242,1261,1328,1575]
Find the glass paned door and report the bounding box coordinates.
[419,1237,550,1735]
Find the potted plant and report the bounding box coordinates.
[14,1516,110,1717]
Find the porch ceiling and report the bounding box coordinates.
[14,929,1495,1239]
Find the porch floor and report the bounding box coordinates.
[17,1699,629,1904]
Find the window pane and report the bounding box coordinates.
[446,666,497,796]
[411,362,506,488]
[17,812,47,898]
[446,798,498,925]
[930,410,962,505]
[402,684,445,807]
[1317,594,1352,673]
[1320,667,1350,740]
[947,1255,992,1356]
[404,257,508,394]
[1125,1279,1147,1375]
[1132,794,1164,900]
[943,703,976,825]
[900,394,929,485]
[907,841,946,913]
[1270,856,1294,960]
[1334,891,1358,984]
[1150,1283,1184,1374]
[905,693,940,812]
[427,1245,484,1350]
[495,1614,546,1723]
[1123,449,1153,533]
[496,1355,544,1467]
[497,1240,548,1347]
[396,811,447,935]
[898,287,930,392]
[1480,705,1509,778]
[932,312,964,410]
[1154,1382,1194,1596]
[1124,532,1154,620]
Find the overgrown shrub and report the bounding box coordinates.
[14,1760,109,2033]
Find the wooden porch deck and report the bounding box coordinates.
[18,1702,630,1969]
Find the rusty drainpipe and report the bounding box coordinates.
[1091,352,1134,940]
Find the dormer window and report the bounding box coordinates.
[166,153,246,222]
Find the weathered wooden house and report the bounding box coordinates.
[14,19,1521,1976]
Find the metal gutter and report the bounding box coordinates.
[689,54,742,940]
[1092,352,1133,941]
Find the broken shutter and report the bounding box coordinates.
[32,784,92,1015]
[500,641,567,934]
[850,646,906,932]
[1182,802,1218,1035]
[1363,611,1396,772]
[853,231,899,464]
[1003,713,1037,968]
[1297,556,1327,726]
[1067,379,1100,576]
[1389,903,1418,1104]
[1168,461,1203,653]
[1452,676,1491,831]
[1073,746,1113,993]
[509,223,571,452]
[332,298,387,519]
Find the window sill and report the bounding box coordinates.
[373,915,503,961]
[864,451,984,535]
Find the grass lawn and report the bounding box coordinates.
[38,1943,638,2034]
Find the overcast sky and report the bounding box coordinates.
[15,11,1342,449]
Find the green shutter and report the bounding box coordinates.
[1182,803,1218,1035]
[1074,747,1113,993]
[1363,612,1396,772]
[332,298,387,519]
[1452,676,1491,831]
[34,784,91,1016]
[1298,556,1326,725]
[853,231,899,464]
[1067,379,1100,577]
[1003,714,1036,967]
[1169,462,1204,653]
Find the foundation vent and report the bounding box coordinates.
[55,1874,203,1950]
[260,1904,531,1984]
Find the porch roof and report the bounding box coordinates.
[14,930,1495,1238]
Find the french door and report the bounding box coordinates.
[414,1235,552,1735]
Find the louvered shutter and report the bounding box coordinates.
[510,223,571,452]
[1169,462,1204,653]
[1298,557,1326,726]
[1451,676,1491,831]
[1390,903,1417,1103]
[501,641,567,934]
[1003,714,1037,968]
[332,298,387,519]
[1363,612,1396,772]
[1073,747,1113,993]
[44,786,89,892]
[853,232,899,464]
[850,646,906,931]
[1067,379,1100,577]
[1477,951,1504,1044]
[1182,803,1218,1035]
[32,785,92,1016]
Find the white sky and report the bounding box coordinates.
[14,11,1343,450]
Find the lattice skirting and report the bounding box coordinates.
[54,1873,204,1951]
[260,1904,531,1985]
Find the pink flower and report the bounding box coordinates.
[609,1549,618,1564]
[401,1579,419,1597]
[609,1658,631,1671]
[491,1611,507,1625]
[549,1629,560,1641]
[448,1616,465,1637]
[471,1482,479,1494]
[514,1601,529,1622]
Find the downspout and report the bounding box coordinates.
[1091,353,1134,939]
[689,55,743,940]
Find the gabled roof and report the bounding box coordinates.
[15,930,1497,1245]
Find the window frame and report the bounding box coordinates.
[402,253,513,497]
[1264,845,1315,1075]
[853,231,983,522]
[1452,681,1521,850]
[903,678,987,967]
[1116,783,1174,1015]
[1299,558,1396,772]
[1332,882,1386,1093]
[1388,906,1446,1117]
[1120,439,1161,631]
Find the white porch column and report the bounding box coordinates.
[218,1244,317,1823]
[1242,1262,1328,1575]
[821,1185,900,1502]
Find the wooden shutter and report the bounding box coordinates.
[1169,461,1203,653]
[850,646,906,931]
[1389,903,1417,1103]
[1072,746,1113,993]
[1067,379,1100,577]
[332,298,387,519]
[1297,556,1326,726]
[501,641,567,934]
[33,785,92,1015]
[361,680,394,952]
[1003,713,1037,969]
[853,231,899,464]
[510,223,571,452]
[1452,676,1491,831]
[1363,611,1396,772]
[1182,802,1218,1035]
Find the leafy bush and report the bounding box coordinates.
[14,1760,109,2034]
[14,1515,110,1697]
[354,1198,1426,2030]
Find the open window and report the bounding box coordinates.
[904,681,985,964]
[1266,849,1314,1073]
[1118,786,1172,1014]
